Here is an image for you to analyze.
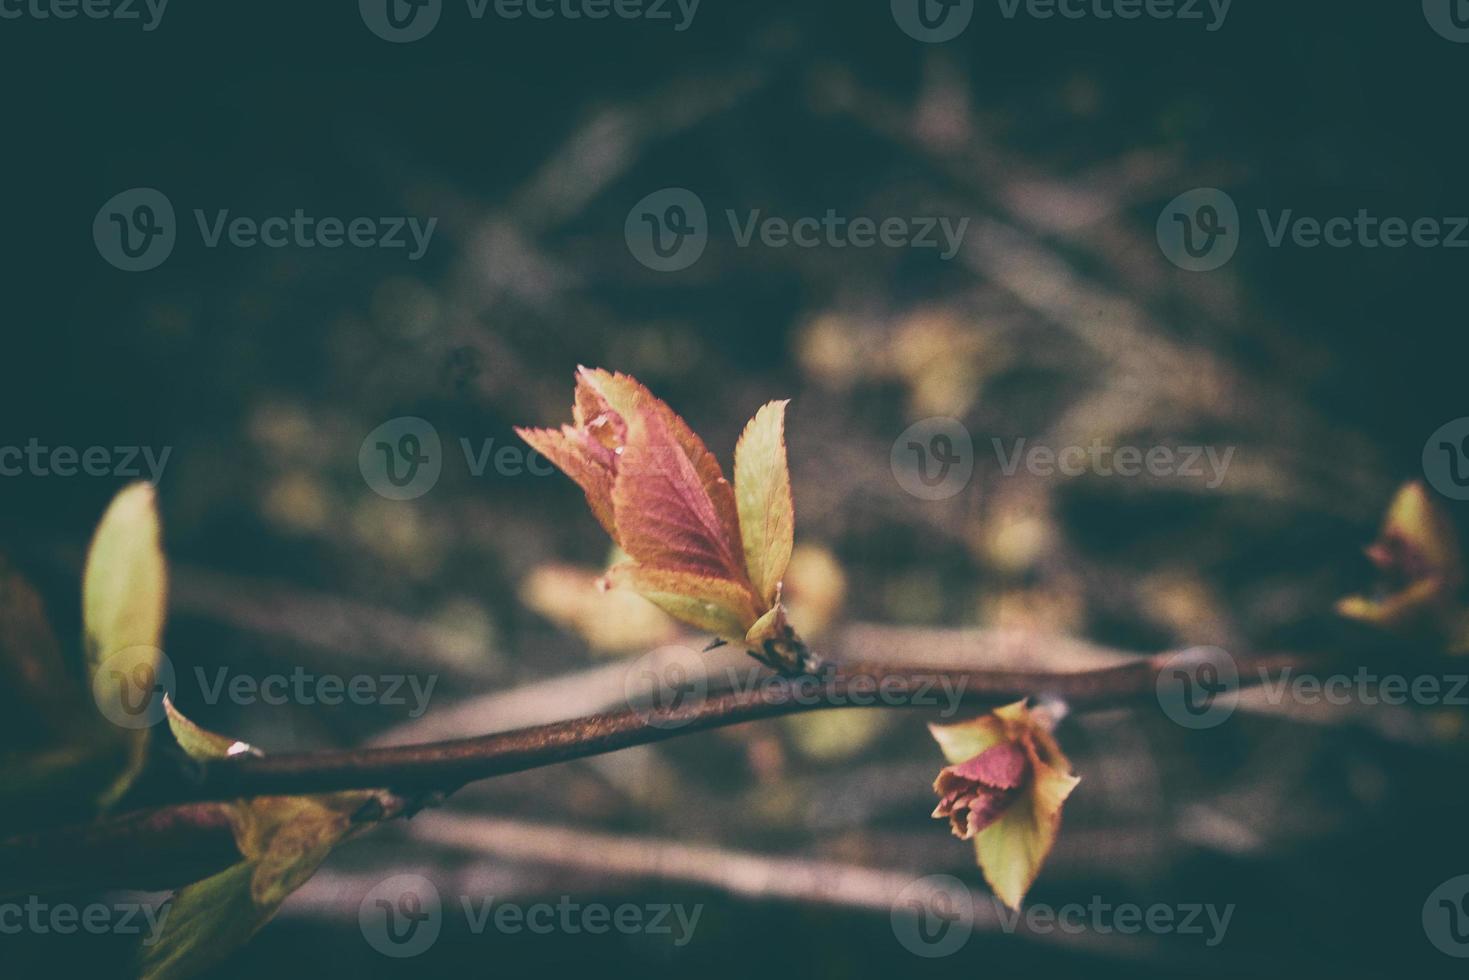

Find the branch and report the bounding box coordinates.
[157,649,1308,803]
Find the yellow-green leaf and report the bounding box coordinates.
[83,482,168,668]
[144,702,397,977]
[81,483,169,808]
[604,562,758,641]
[734,400,794,608]
[138,862,260,980]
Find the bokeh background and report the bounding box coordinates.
[3,1,1469,976]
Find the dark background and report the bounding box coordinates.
[2,1,1468,976]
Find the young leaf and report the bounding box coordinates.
[81,483,169,808]
[929,700,1079,909]
[603,562,758,641]
[734,400,794,608]
[612,404,750,586]
[144,702,399,978]
[1337,481,1466,644]
[83,482,168,668]
[520,369,810,668]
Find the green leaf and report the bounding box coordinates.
[604,562,757,642]
[83,482,168,669]
[82,483,169,807]
[144,702,399,976]
[734,400,794,608]
[138,862,260,980]
[929,700,1079,910]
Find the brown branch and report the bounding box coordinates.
[157,649,1308,803]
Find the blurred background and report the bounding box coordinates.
[3,0,1468,975]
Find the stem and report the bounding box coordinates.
[161,650,1306,803]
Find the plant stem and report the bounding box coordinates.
[161,650,1307,803]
